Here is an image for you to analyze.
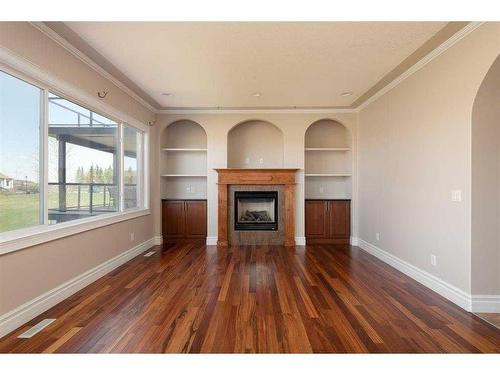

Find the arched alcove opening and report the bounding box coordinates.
[161,119,207,149]
[227,120,284,168]
[471,55,500,314]
[160,120,207,199]
[304,119,352,199]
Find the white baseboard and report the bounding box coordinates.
[153,235,163,245]
[295,237,306,246]
[206,237,218,245]
[350,236,359,246]
[471,295,500,313]
[357,239,472,312]
[0,237,155,339]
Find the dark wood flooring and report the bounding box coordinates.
[1,243,499,353]
[477,313,500,331]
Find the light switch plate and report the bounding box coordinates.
[451,190,462,202]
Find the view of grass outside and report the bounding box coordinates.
[1,73,141,235]
[0,188,116,233]
[0,193,39,233]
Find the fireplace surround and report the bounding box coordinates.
[215,168,299,246]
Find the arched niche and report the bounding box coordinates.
[471,55,500,299]
[227,120,284,168]
[305,119,351,148]
[304,119,352,199]
[162,119,207,149]
[160,120,207,199]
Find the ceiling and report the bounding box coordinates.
[53,22,454,110]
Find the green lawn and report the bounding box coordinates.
[0,193,40,232]
[0,190,116,233]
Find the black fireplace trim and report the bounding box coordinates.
[234,191,278,231]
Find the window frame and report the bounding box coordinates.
[122,124,144,212]
[0,60,150,255]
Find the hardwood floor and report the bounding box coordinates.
[477,313,500,331]
[1,243,499,353]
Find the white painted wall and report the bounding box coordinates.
[154,112,358,240]
[357,23,500,295]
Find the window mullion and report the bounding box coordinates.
[41,88,49,226]
[137,132,143,209]
[119,123,124,212]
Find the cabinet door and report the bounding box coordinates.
[162,201,185,239]
[305,200,328,238]
[185,201,207,238]
[329,201,351,239]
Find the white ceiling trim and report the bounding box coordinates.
[157,107,357,114]
[356,21,484,111]
[30,22,158,114]
[29,22,483,115]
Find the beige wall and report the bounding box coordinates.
[228,120,284,168]
[0,22,154,125]
[0,216,153,314]
[358,23,500,294]
[471,55,500,295]
[154,112,358,240]
[0,22,156,316]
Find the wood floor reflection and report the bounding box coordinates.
[1,243,499,353]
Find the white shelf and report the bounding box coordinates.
[305,147,351,151]
[305,173,352,177]
[161,148,207,152]
[161,174,207,177]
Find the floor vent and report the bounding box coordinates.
[143,251,156,257]
[18,319,56,339]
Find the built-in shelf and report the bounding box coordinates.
[305,147,351,151]
[160,120,208,200]
[304,120,352,199]
[161,148,207,152]
[161,174,207,178]
[305,173,352,177]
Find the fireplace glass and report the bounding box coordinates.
[234,191,278,231]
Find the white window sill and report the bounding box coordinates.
[0,208,150,256]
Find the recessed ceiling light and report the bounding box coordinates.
[161,92,173,97]
[340,91,353,97]
[251,92,262,97]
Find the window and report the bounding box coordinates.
[48,94,119,224]
[0,70,42,233]
[123,125,143,210]
[0,67,148,243]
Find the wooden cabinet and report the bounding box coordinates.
[305,200,350,244]
[162,200,207,242]
[304,200,328,238]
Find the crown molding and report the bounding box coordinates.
[30,22,158,114]
[356,22,484,111]
[157,107,357,115]
[29,21,484,116]
[0,46,149,132]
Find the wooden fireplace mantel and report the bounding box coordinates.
[215,168,299,247]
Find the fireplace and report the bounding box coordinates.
[234,191,278,231]
[215,168,298,246]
